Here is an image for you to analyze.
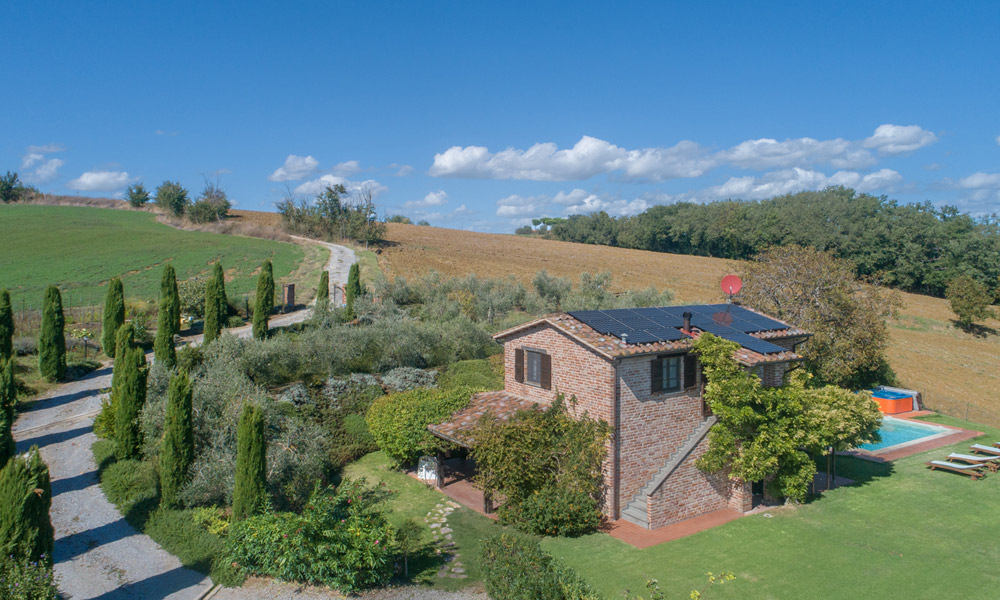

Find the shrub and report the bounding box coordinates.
[498,486,602,537]
[38,286,65,382]
[226,480,395,593]
[192,506,230,536]
[155,180,190,217]
[130,311,154,346]
[382,367,437,392]
[176,344,204,373]
[101,278,125,358]
[126,182,150,207]
[12,338,36,357]
[226,315,244,328]
[946,274,996,329]
[0,554,59,599]
[438,357,503,391]
[480,532,602,600]
[366,385,478,466]
[277,383,311,406]
[177,277,207,318]
[188,197,231,223]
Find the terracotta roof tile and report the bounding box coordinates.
[428,390,540,448]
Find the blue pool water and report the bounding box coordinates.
[871,389,912,400]
[858,417,948,452]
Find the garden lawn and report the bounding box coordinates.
[0,205,304,310]
[344,451,504,591]
[542,413,1000,600]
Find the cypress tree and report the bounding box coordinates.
[232,403,266,520]
[101,278,125,358]
[38,286,65,382]
[155,269,177,367]
[212,261,229,320]
[160,371,194,508]
[203,276,221,345]
[0,289,12,362]
[161,264,181,335]
[251,260,274,340]
[346,263,363,317]
[317,270,330,304]
[0,447,54,562]
[0,358,15,467]
[114,346,148,459]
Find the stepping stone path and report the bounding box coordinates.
[425,501,468,579]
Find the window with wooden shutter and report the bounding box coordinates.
[540,353,552,390]
[514,348,524,383]
[683,354,697,389]
[652,355,682,394]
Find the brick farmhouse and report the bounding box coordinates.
[430,304,810,530]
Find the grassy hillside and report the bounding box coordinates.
[0,204,308,311]
[378,223,1000,427]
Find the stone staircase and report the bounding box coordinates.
[620,416,718,529]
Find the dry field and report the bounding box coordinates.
[379,223,1000,428]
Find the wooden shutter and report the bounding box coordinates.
[684,354,697,389]
[650,358,662,393]
[540,353,552,390]
[515,348,525,383]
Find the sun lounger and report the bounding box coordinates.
[925,460,985,479]
[970,444,1000,456]
[947,453,1000,472]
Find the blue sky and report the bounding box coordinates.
[3,1,999,232]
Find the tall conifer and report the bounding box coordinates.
[101,278,125,358]
[0,447,54,562]
[212,261,229,319]
[317,270,330,304]
[232,403,266,520]
[114,346,148,459]
[162,264,181,335]
[346,263,363,317]
[0,359,15,467]
[203,277,221,345]
[0,289,12,362]
[38,286,65,382]
[252,260,274,340]
[155,266,177,367]
[160,371,194,507]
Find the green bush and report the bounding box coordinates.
[438,357,503,391]
[126,182,150,208]
[155,180,190,217]
[498,486,602,537]
[366,385,479,465]
[0,555,59,599]
[480,532,602,600]
[227,480,395,593]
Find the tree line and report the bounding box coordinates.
[276,183,386,246]
[531,186,1000,299]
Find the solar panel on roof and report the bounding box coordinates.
[716,332,786,354]
[642,327,687,341]
[623,331,663,344]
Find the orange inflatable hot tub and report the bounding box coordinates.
[872,390,916,415]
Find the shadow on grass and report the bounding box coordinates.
[951,320,998,338]
[396,541,449,585]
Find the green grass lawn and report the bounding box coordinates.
[0,204,304,310]
[541,413,1000,600]
[344,451,504,591]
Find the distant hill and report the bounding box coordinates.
[0,204,309,311]
[378,222,1000,428]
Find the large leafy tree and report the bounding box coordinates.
[694,333,881,501]
[101,278,125,358]
[252,260,274,340]
[160,371,194,508]
[946,274,995,329]
[0,289,12,362]
[232,403,267,520]
[738,245,901,389]
[38,286,65,382]
[155,180,190,217]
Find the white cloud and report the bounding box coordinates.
[155,129,178,137]
[20,144,65,184]
[995,135,1000,146]
[431,136,713,182]
[450,204,472,216]
[405,190,448,208]
[269,154,319,181]
[293,175,387,199]
[66,170,132,192]
[331,160,361,176]
[718,137,874,170]
[389,163,415,176]
[705,168,901,200]
[957,172,1000,189]
[863,124,937,155]
[496,194,547,218]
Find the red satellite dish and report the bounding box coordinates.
[721,274,742,295]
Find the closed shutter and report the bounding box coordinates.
[515,348,524,383]
[684,354,697,389]
[650,358,662,393]
[540,353,552,390]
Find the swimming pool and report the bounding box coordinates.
[857,416,951,452]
